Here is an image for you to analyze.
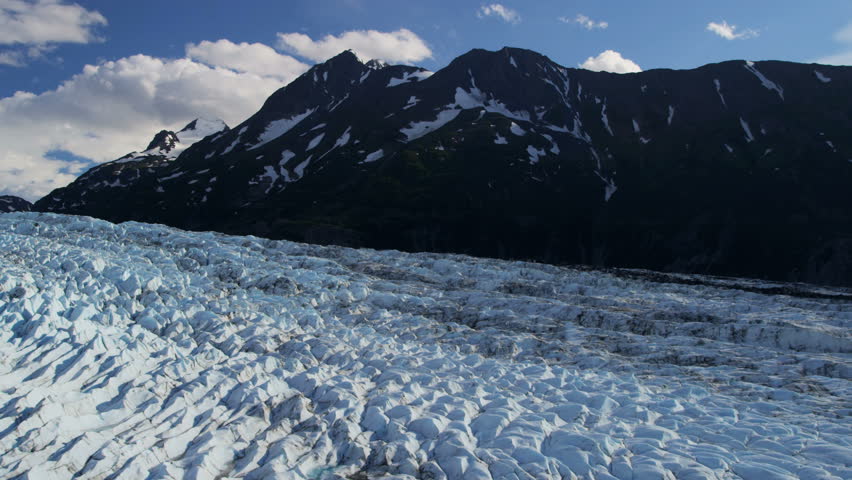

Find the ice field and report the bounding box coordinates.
[0,213,849,479]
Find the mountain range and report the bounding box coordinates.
[17,47,852,285]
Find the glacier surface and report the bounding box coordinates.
[0,213,850,480]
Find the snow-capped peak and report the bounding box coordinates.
[111,118,229,165]
[177,118,229,145]
[365,59,389,70]
[143,130,179,155]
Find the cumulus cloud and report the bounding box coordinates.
[0,0,106,44]
[559,14,608,30]
[816,21,852,65]
[706,21,758,40]
[477,4,520,24]
[276,28,432,64]
[186,39,309,81]
[0,42,308,200]
[580,50,642,74]
[0,0,106,66]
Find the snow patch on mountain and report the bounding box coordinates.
[526,145,546,164]
[714,79,728,108]
[252,165,280,194]
[403,96,419,110]
[334,127,352,148]
[387,70,433,87]
[601,103,613,136]
[293,155,312,178]
[251,109,316,150]
[453,87,531,123]
[510,122,526,136]
[745,61,785,101]
[814,70,832,83]
[363,149,384,163]
[401,109,461,141]
[540,133,560,154]
[280,150,296,166]
[594,171,618,202]
[306,133,325,151]
[178,118,229,146]
[740,117,755,143]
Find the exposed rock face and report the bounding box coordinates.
[36,48,852,285]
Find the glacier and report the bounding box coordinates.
[0,213,849,480]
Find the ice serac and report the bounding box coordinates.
[0,212,850,479]
[35,48,852,286]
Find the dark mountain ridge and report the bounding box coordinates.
[0,196,32,213]
[36,47,852,285]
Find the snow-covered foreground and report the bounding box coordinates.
[0,213,850,480]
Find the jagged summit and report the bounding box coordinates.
[36,47,852,285]
[365,59,389,70]
[144,130,179,154]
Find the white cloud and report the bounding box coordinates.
[560,14,608,30]
[816,51,852,65]
[580,50,642,74]
[706,21,758,40]
[0,0,106,66]
[0,0,106,45]
[186,39,309,81]
[477,4,520,24]
[834,21,852,44]
[0,50,23,66]
[276,28,432,64]
[816,21,852,65]
[0,42,304,201]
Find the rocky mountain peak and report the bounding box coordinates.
[365,59,389,70]
[144,130,179,154]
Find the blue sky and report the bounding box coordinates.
[1,0,852,200]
